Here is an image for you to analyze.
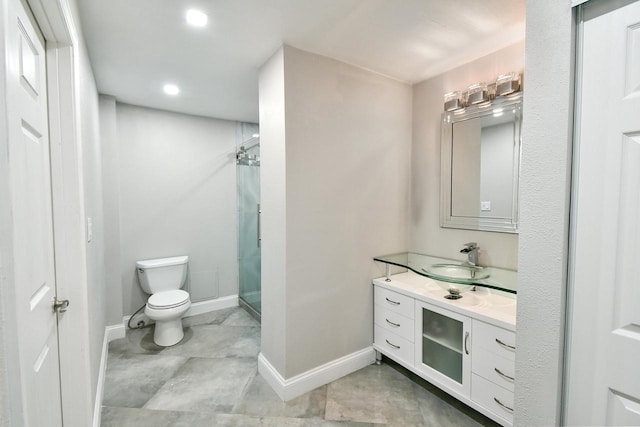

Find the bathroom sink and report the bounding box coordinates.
[422,263,490,284]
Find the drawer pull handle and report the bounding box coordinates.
[385,339,400,349]
[495,338,516,350]
[385,319,400,327]
[464,332,470,355]
[385,297,400,306]
[494,397,514,413]
[494,367,515,381]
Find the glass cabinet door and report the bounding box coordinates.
[415,302,471,397]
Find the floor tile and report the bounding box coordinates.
[234,373,327,419]
[108,326,164,355]
[159,324,260,358]
[222,307,261,327]
[102,353,188,408]
[324,364,425,425]
[182,307,237,328]
[143,356,257,413]
[102,307,498,426]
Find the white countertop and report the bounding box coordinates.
[373,271,517,331]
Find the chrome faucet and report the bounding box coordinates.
[460,242,480,266]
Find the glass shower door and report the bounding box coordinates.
[237,125,261,319]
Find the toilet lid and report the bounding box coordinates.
[147,290,190,309]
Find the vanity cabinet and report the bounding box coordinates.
[373,280,516,427]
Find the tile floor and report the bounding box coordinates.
[102,307,499,426]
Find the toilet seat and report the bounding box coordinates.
[147,290,190,310]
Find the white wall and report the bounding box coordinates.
[410,41,525,270]
[515,1,573,425]
[99,95,123,325]
[114,104,239,316]
[260,45,412,378]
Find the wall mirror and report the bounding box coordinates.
[440,94,522,233]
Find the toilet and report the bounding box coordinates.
[136,255,191,346]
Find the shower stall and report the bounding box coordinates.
[236,123,261,320]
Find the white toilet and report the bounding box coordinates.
[136,255,191,346]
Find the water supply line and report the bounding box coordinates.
[127,303,147,329]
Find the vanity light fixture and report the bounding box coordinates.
[443,72,521,111]
[163,83,180,95]
[496,72,520,96]
[186,9,208,27]
[444,91,462,112]
[467,83,489,105]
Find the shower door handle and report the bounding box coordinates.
[257,203,262,248]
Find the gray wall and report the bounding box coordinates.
[515,1,573,425]
[113,104,239,317]
[77,33,107,400]
[99,95,123,325]
[410,41,525,270]
[258,47,287,375]
[260,45,412,378]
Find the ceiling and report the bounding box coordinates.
[77,0,525,123]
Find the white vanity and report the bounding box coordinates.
[372,262,517,426]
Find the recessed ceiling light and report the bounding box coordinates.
[186,9,208,27]
[163,84,180,95]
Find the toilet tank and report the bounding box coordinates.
[136,256,188,294]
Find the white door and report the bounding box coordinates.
[565,0,640,425]
[5,0,63,424]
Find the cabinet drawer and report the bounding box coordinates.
[471,373,514,424]
[472,320,516,361]
[472,347,515,392]
[374,325,414,366]
[374,286,414,319]
[375,304,414,342]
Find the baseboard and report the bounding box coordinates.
[93,324,126,427]
[258,347,376,401]
[122,294,239,328]
[186,294,238,317]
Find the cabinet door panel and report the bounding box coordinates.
[414,301,471,397]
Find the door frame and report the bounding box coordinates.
[0,0,93,424]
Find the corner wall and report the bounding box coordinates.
[410,42,525,270]
[515,2,574,425]
[260,45,412,379]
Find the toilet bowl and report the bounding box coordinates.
[144,289,191,346]
[136,256,191,347]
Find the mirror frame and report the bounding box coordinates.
[440,94,522,233]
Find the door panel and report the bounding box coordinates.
[565,1,640,425]
[6,0,63,424]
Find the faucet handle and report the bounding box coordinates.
[461,242,478,251]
